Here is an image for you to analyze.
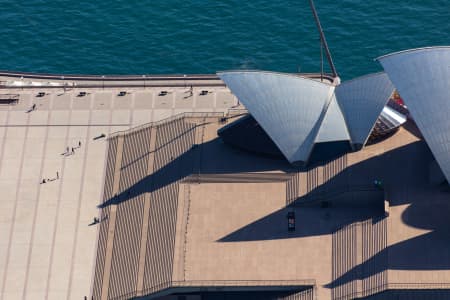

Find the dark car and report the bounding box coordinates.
[287,211,295,231]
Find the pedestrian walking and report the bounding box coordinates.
[71,147,74,154]
[32,103,36,111]
[56,171,59,179]
[78,141,81,147]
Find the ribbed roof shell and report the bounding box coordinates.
[378,47,450,182]
[335,72,395,146]
[315,94,350,143]
[219,71,396,164]
[218,71,337,164]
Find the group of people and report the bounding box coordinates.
[40,171,59,184]
[41,141,83,184]
[27,103,37,113]
[39,139,102,226]
[65,141,82,155]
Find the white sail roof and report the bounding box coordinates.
[335,72,395,147]
[219,70,399,164]
[378,47,450,182]
[218,71,336,164]
[315,94,350,143]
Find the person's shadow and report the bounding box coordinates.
[88,215,108,226]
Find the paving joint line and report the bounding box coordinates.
[88,95,116,298]
[0,105,13,300]
[66,95,94,299]
[22,97,54,299]
[0,110,31,300]
[44,97,74,299]
[99,91,125,300]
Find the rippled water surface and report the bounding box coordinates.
[1,0,449,79]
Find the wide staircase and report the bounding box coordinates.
[331,218,388,300]
[91,114,203,300]
[285,154,349,206]
[141,118,197,296]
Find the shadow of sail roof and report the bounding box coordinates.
[335,72,395,146]
[218,71,339,164]
[378,47,450,181]
[378,46,450,182]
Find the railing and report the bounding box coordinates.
[117,279,316,300]
[0,81,226,89]
[388,282,450,289]
[333,282,450,300]
[0,70,333,81]
[106,279,316,300]
[0,72,226,89]
[0,71,220,81]
[0,70,334,89]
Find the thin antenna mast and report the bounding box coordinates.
[320,37,324,81]
[309,0,338,78]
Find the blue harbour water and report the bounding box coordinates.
[1,0,449,79]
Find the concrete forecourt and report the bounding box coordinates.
[1,47,450,300]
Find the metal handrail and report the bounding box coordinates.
[0,71,334,90]
[107,279,316,300]
[333,282,450,300]
[131,279,316,300]
[0,70,333,81]
[113,279,450,300]
[0,71,220,80]
[0,82,226,89]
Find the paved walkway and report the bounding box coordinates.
[0,84,237,300]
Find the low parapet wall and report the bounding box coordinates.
[134,280,316,300]
[0,71,334,89]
